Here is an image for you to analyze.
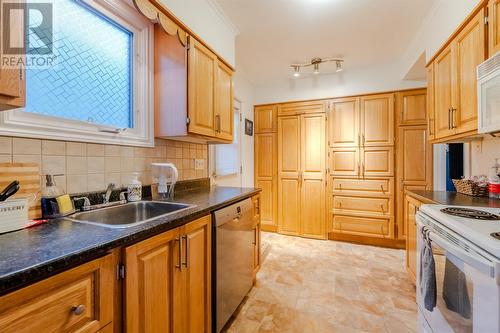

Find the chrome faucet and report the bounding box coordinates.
[103,183,115,204]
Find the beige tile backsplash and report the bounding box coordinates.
[0,137,208,194]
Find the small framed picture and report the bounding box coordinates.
[245,119,253,136]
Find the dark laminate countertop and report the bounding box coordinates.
[0,186,260,295]
[407,190,500,208]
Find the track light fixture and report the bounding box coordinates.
[290,57,344,77]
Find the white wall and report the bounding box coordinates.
[158,0,237,65]
[254,62,425,104]
[468,137,500,177]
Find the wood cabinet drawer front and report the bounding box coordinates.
[0,255,113,333]
[333,195,391,215]
[278,100,326,116]
[332,178,392,196]
[333,214,392,238]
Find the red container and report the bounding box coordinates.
[489,183,500,199]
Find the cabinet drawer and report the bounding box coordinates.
[0,255,113,333]
[332,214,392,238]
[331,178,393,197]
[332,195,392,216]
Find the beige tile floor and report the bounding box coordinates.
[225,232,417,333]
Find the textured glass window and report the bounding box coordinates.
[25,0,133,128]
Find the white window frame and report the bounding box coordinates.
[0,0,155,147]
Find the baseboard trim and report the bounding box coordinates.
[261,224,278,232]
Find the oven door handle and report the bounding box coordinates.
[428,230,496,278]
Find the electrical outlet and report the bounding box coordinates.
[194,159,204,170]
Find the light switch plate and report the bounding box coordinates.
[194,159,204,170]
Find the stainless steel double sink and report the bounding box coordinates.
[66,201,195,228]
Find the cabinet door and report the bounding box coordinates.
[214,60,233,141]
[182,216,212,333]
[405,195,421,281]
[427,64,436,140]
[125,228,179,333]
[329,147,360,177]
[397,89,427,126]
[255,133,277,230]
[454,9,485,134]
[329,97,360,147]
[278,115,301,235]
[360,94,395,146]
[0,7,25,110]
[300,113,326,239]
[396,126,432,239]
[434,46,455,139]
[278,100,326,116]
[361,146,394,177]
[188,37,217,137]
[489,0,500,56]
[255,105,277,133]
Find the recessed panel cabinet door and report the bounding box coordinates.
[329,147,360,177]
[329,98,360,147]
[188,38,217,137]
[434,45,455,139]
[427,64,436,140]
[255,105,277,133]
[215,60,233,141]
[398,89,427,126]
[255,133,277,229]
[278,115,301,235]
[454,9,484,134]
[125,228,179,333]
[301,113,326,239]
[360,94,394,146]
[361,147,394,177]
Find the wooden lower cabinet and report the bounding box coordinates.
[255,132,277,231]
[125,215,211,333]
[405,195,423,281]
[0,255,114,333]
[252,195,262,280]
[332,214,393,238]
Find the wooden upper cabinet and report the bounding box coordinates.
[489,0,500,56]
[427,64,436,141]
[329,147,360,177]
[214,60,233,140]
[397,89,427,126]
[433,45,455,140]
[188,37,217,137]
[427,5,486,142]
[0,8,25,111]
[361,146,394,178]
[255,105,277,133]
[360,94,395,146]
[329,97,360,147]
[0,255,114,333]
[278,100,326,116]
[454,8,485,134]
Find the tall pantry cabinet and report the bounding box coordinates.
[254,105,278,232]
[277,103,327,239]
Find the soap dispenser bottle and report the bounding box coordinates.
[127,173,142,202]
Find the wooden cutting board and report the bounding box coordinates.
[0,163,41,219]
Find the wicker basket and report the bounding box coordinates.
[452,179,489,197]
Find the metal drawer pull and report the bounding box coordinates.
[450,108,456,129]
[71,305,85,316]
[182,235,189,268]
[175,236,182,271]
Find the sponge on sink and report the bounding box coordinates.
[56,194,74,215]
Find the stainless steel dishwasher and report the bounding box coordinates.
[213,198,255,333]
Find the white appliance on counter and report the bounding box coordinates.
[416,205,500,333]
[478,52,500,134]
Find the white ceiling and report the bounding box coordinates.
[215,0,436,84]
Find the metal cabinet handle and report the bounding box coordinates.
[182,235,189,268]
[429,118,434,135]
[450,108,456,129]
[380,203,385,213]
[358,134,361,147]
[362,163,365,177]
[215,114,221,133]
[362,134,365,146]
[448,108,452,129]
[71,305,85,316]
[175,236,182,271]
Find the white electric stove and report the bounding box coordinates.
[416,204,500,333]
